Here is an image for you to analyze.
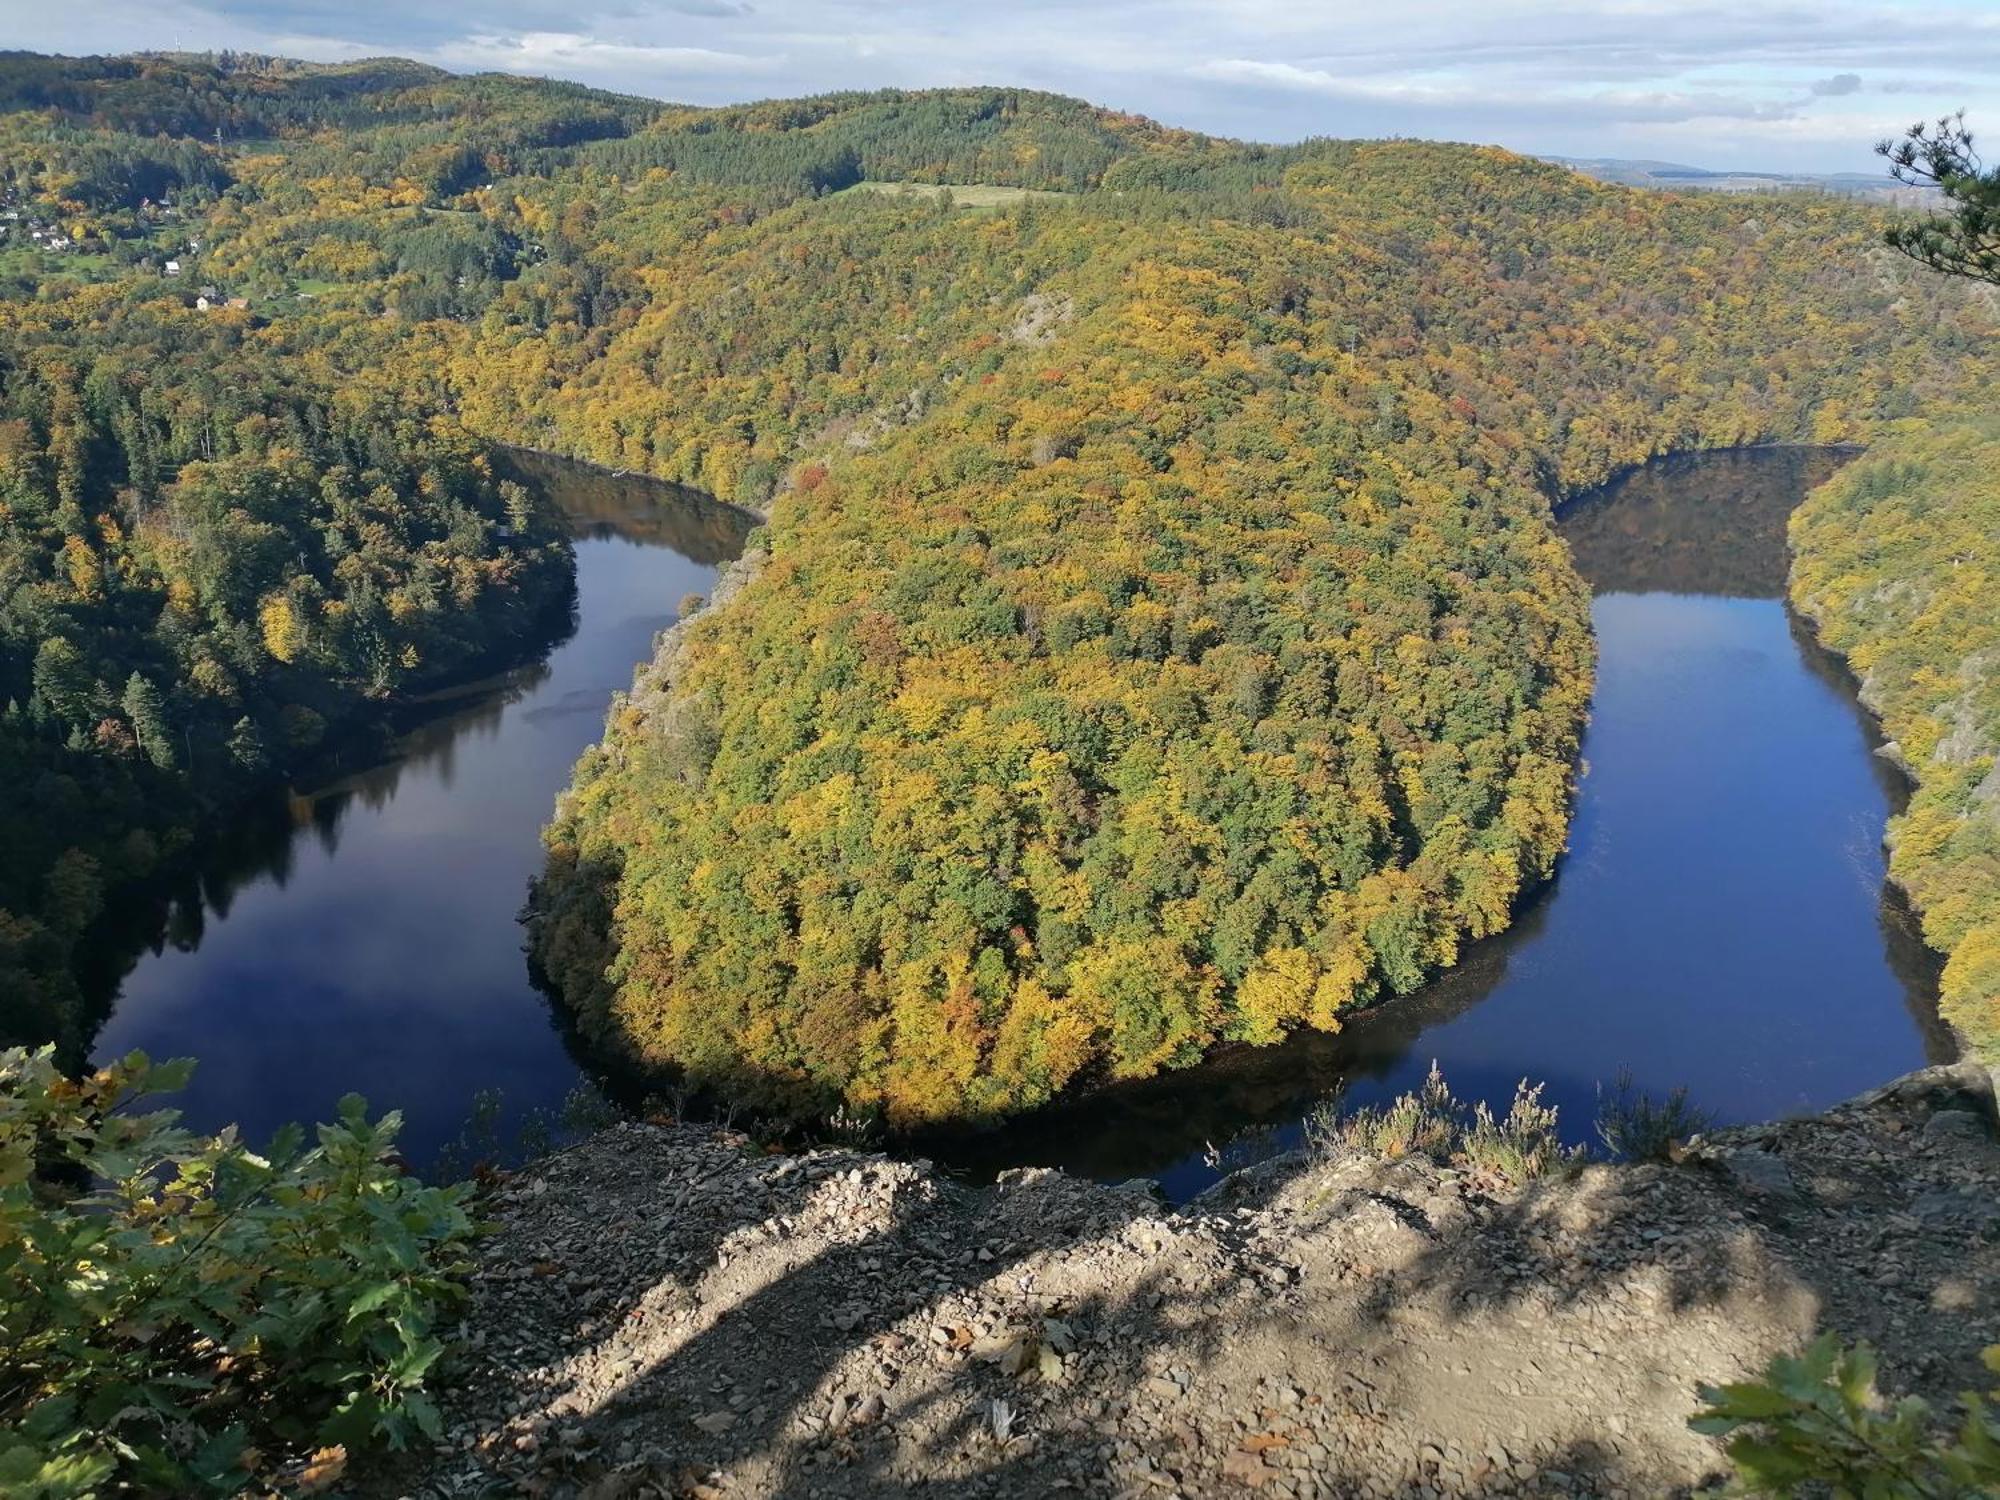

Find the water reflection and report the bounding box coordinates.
[1556,445,1859,597]
[498,448,753,564]
[81,444,1950,1200]
[929,447,1948,1201]
[87,459,754,1164]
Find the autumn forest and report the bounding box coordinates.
[1,49,1996,1129]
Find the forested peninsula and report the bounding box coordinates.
[1,51,1995,1120]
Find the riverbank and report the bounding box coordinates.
[532,447,1952,1202]
[1787,412,2000,1065]
[51,522,576,1065]
[84,459,747,1167]
[524,501,769,1053]
[370,1061,1998,1498]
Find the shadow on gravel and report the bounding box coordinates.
[454,1144,1176,1497]
[392,1064,2000,1498]
[435,1137,1696,1497]
[1331,1064,2000,1420]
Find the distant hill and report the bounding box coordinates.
[1548,155,1933,204]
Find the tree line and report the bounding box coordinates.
[1,54,1994,1118]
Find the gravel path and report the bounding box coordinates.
[368,1063,1999,1498]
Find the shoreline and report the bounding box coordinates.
[529,443,1957,1194]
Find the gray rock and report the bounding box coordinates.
[1853,1062,1998,1124]
[1722,1148,1795,1199]
[1924,1109,1992,1144]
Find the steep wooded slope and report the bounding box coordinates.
[1792,413,2000,1056]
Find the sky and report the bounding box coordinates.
[4,0,1998,173]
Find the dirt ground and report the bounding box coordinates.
[367,1062,2000,1498]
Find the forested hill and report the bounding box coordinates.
[0,54,1993,1112]
[514,143,1993,1124]
[1792,419,2000,1059]
[0,50,1204,201]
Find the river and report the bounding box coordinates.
[88,446,1950,1189]
[88,455,753,1163]
[933,447,1953,1196]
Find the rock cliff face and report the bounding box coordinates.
[378,1064,1998,1498]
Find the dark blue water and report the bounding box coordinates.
[87,447,1948,1195]
[933,447,1949,1198]
[89,458,752,1163]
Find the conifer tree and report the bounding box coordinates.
[121,671,174,769]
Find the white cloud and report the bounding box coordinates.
[431,31,781,78]
[1190,58,1797,126]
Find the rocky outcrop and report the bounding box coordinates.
[376,1065,1999,1498]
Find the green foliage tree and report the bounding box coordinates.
[29,639,93,727]
[0,1047,475,1497]
[1881,113,2000,285]
[1693,1334,2000,1498]
[38,851,100,941]
[120,671,173,769]
[225,714,268,774]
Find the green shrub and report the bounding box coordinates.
[0,1046,476,1497]
[1595,1067,1715,1162]
[1461,1080,1571,1183]
[1304,1063,1582,1183]
[1307,1062,1460,1162]
[1693,1334,2000,1497]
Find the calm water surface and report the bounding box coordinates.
[88,447,1949,1192]
[933,447,1951,1198]
[90,457,753,1162]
